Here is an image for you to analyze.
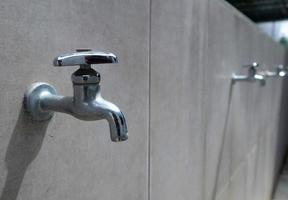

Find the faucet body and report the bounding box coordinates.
[24,50,128,142]
[232,62,266,86]
[39,84,128,142]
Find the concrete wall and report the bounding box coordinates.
[151,1,287,200]
[0,0,287,200]
[0,0,149,200]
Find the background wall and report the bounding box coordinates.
[0,0,287,200]
[150,0,287,200]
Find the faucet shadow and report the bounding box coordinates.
[211,81,234,200]
[271,76,288,198]
[0,107,49,200]
[271,53,288,198]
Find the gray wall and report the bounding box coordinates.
[0,0,287,200]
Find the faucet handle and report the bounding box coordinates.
[53,49,118,67]
[243,62,260,69]
[243,62,261,77]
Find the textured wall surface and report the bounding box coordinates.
[0,0,287,200]
[150,0,287,200]
[0,0,149,200]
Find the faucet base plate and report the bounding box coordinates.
[24,82,56,121]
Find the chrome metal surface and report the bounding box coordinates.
[232,62,266,86]
[24,50,128,142]
[274,65,286,77]
[71,67,101,85]
[260,65,288,78]
[53,51,118,67]
[24,82,56,121]
[259,71,277,77]
[243,62,259,68]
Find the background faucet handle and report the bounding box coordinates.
[242,62,260,69]
[53,49,118,67]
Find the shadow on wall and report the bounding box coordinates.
[211,81,234,200]
[272,51,288,197]
[0,107,49,200]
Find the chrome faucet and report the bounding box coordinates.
[261,65,288,77]
[276,65,288,77]
[232,62,266,86]
[24,49,128,142]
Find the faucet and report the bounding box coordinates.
[275,65,288,77]
[261,65,288,77]
[232,62,266,86]
[24,49,128,142]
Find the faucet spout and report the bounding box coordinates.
[24,82,128,142]
[71,84,128,141]
[98,100,128,142]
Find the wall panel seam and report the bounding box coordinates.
[148,0,152,199]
